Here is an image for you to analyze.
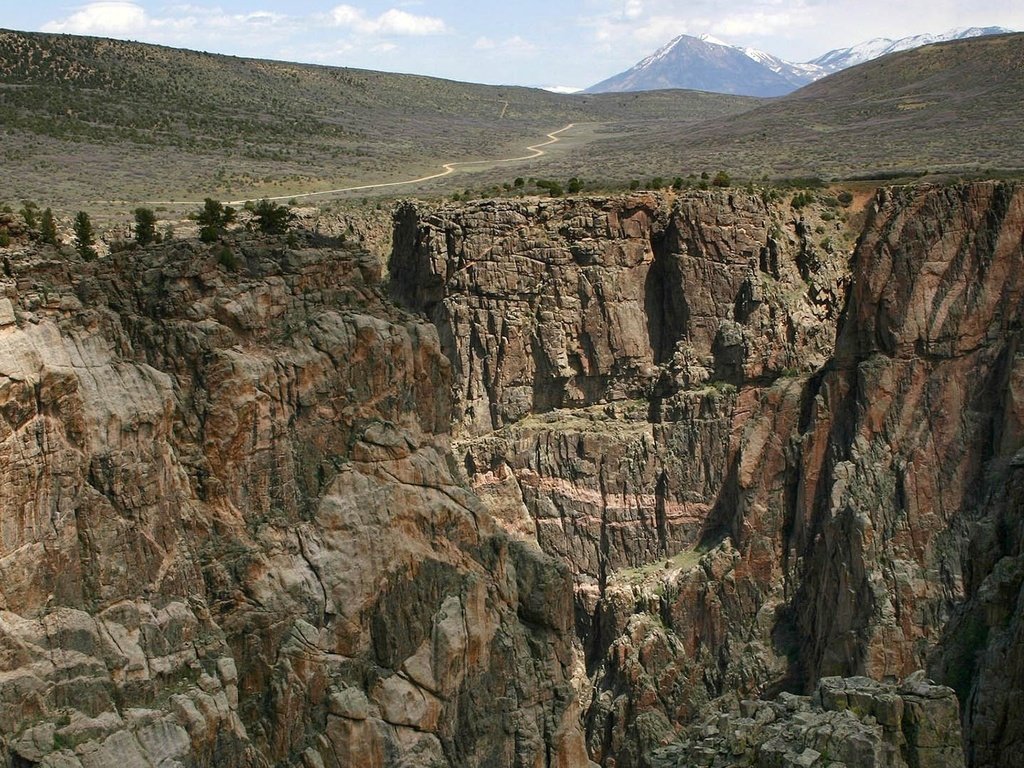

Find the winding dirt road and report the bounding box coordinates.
[228,122,575,205]
[102,123,576,208]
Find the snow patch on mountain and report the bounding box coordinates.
[586,25,1017,96]
[810,26,1015,71]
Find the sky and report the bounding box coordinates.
[5,1,1022,91]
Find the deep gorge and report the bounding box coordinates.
[1,184,1021,768]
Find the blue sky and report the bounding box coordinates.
[5,1,1023,90]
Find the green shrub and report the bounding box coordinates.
[73,211,95,260]
[791,191,815,209]
[253,199,291,235]
[134,207,158,245]
[40,208,58,245]
[216,245,238,271]
[20,201,38,229]
[535,179,563,197]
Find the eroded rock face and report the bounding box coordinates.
[2,183,1021,768]
[390,193,845,439]
[390,185,1023,768]
[389,191,852,765]
[798,183,1024,768]
[0,239,589,767]
[652,673,964,768]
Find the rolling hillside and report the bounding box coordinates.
[540,33,1024,183]
[0,29,758,210]
[1,29,1022,212]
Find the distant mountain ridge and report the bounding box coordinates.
[586,26,1016,96]
[809,26,1015,71]
[585,34,797,96]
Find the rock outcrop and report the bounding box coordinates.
[652,673,964,768]
[1,183,1021,768]
[0,237,590,767]
[390,185,1023,768]
[390,192,845,439]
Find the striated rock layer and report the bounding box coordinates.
[0,239,589,767]
[390,185,1023,768]
[0,183,1021,768]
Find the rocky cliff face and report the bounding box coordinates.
[390,185,1023,768]
[0,183,1020,768]
[653,673,965,768]
[0,237,589,767]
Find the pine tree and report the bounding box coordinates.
[196,198,235,242]
[20,201,38,229]
[40,208,58,245]
[253,199,290,235]
[73,211,95,260]
[134,207,157,245]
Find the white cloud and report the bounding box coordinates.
[473,35,537,54]
[715,9,814,39]
[623,0,644,20]
[42,2,291,40]
[235,11,286,27]
[42,1,149,35]
[329,5,363,27]
[377,9,447,35]
[327,5,449,36]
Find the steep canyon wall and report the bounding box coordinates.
[0,240,589,768]
[0,183,1020,768]
[390,185,1023,768]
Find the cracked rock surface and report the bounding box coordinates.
[0,237,590,767]
[651,673,964,768]
[391,186,1023,768]
[1,183,1022,768]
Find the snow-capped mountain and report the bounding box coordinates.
[586,26,1016,96]
[809,26,1015,72]
[737,46,826,89]
[584,34,799,97]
